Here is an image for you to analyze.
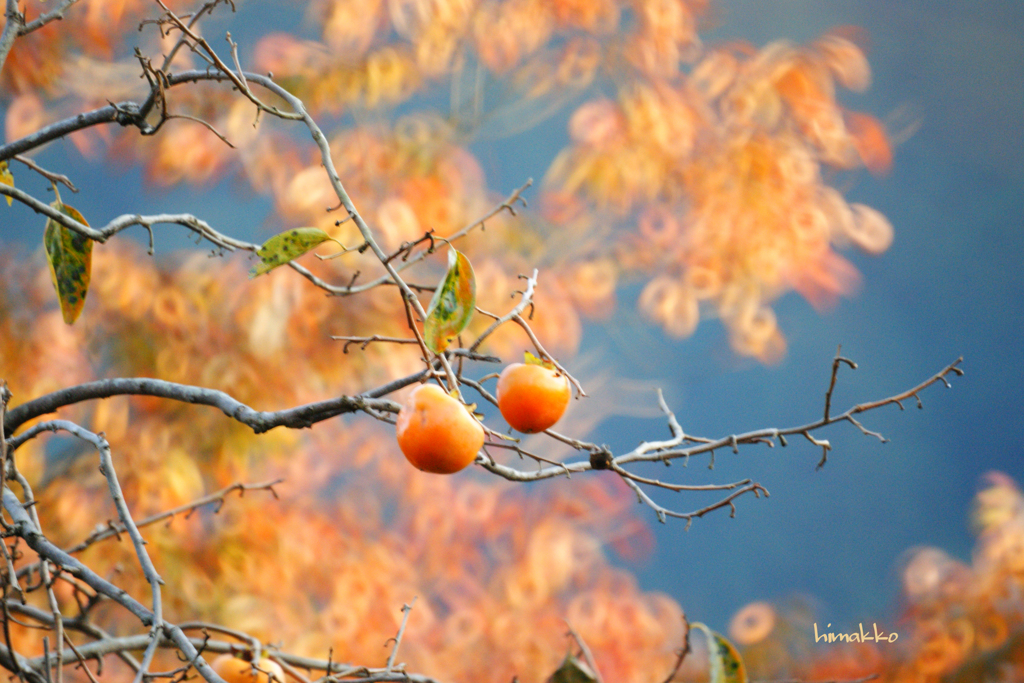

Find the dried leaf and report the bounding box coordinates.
[0,161,13,207]
[691,622,747,683]
[43,202,92,325]
[423,249,476,354]
[546,653,597,683]
[249,227,337,277]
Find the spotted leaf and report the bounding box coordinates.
[249,227,337,277]
[43,202,92,325]
[691,622,747,683]
[423,249,476,355]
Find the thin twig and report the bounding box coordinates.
[475,357,959,522]
[331,336,420,353]
[60,633,101,683]
[511,312,586,398]
[18,421,163,683]
[563,622,604,683]
[1,488,228,683]
[823,345,856,421]
[13,156,78,192]
[384,598,416,673]
[658,614,690,683]
[61,480,282,556]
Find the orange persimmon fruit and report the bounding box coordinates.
[396,383,485,474]
[496,358,571,433]
[210,653,285,683]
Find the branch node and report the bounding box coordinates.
[589,447,613,471]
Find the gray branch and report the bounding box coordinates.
[478,357,964,521]
[3,378,400,437]
[2,488,151,623]
[1,488,229,683]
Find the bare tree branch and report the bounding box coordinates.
[66,479,282,555]
[19,0,83,35]
[1,488,231,683]
[384,598,416,674]
[3,379,401,438]
[23,421,165,683]
[477,357,963,521]
[12,156,78,193]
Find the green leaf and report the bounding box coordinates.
[423,249,476,355]
[0,161,13,207]
[249,227,336,277]
[44,201,92,325]
[546,653,597,683]
[691,622,747,683]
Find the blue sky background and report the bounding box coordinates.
[576,0,1024,632]
[3,0,1022,641]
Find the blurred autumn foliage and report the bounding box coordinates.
[725,473,1024,682]
[0,242,675,682]
[0,1,997,683]
[3,0,897,361]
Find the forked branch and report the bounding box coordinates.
[476,356,964,522]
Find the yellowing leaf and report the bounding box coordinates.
[43,201,92,325]
[0,161,13,206]
[423,249,476,355]
[691,623,747,683]
[524,350,557,370]
[249,227,337,277]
